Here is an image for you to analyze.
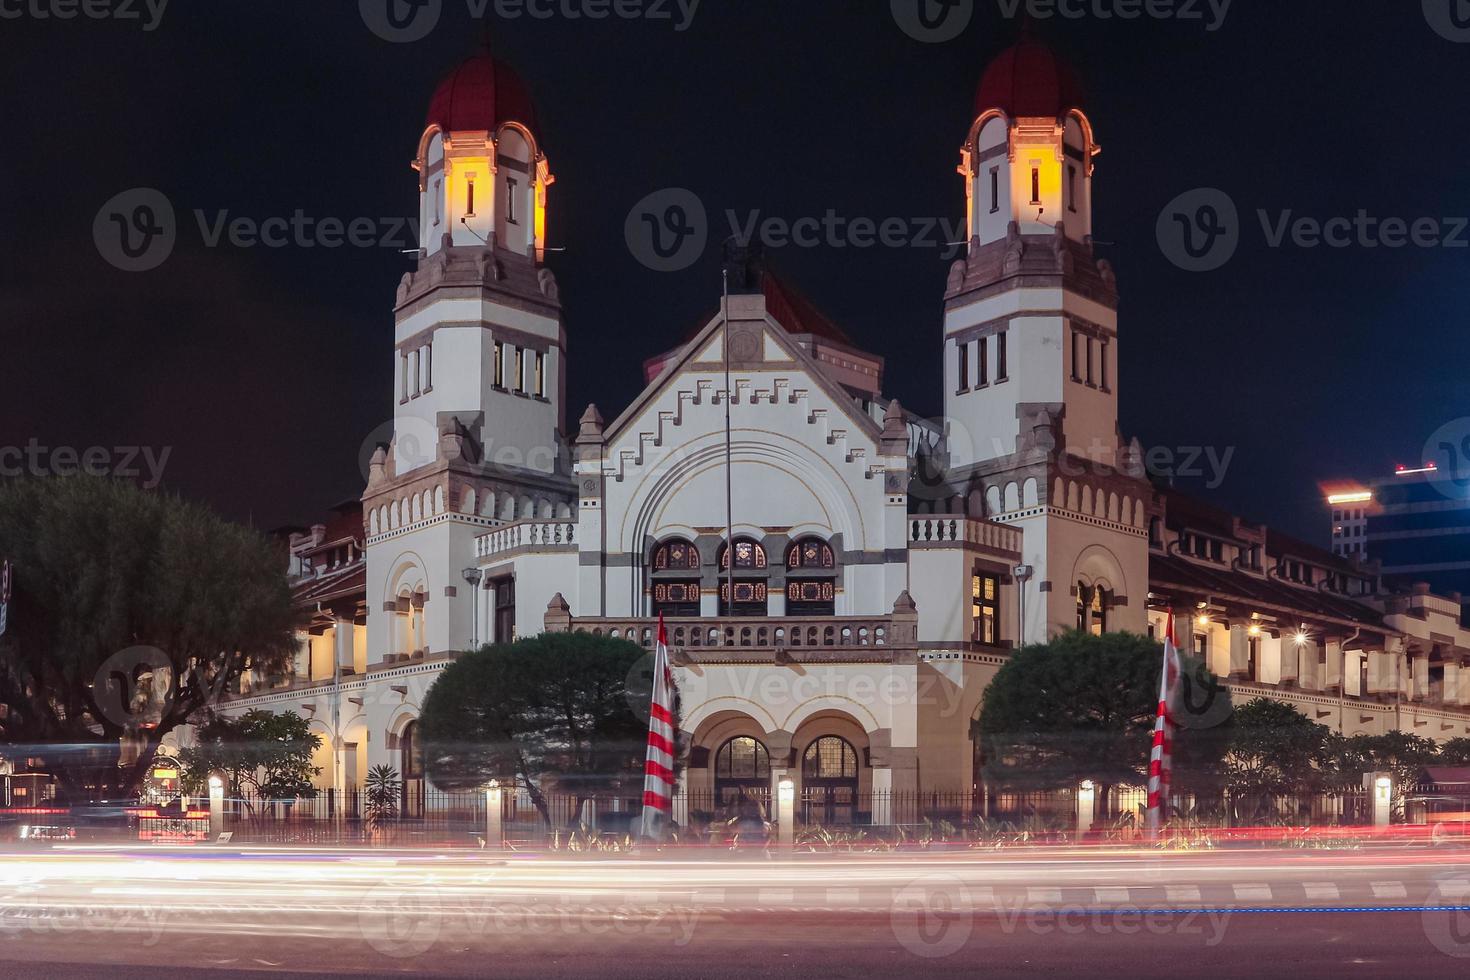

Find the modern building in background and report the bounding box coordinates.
[1322,463,1470,602]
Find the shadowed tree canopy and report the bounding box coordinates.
[0,478,297,801]
[419,631,668,824]
[178,709,321,806]
[1224,697,1332,799]
[978,630,1231,815]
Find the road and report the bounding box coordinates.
[3,844,1470,977]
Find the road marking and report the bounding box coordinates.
[1026,887,1063,904]
[1094,887,1131,903]
[1166,886,1201,903]
[1371,882,1407,900]
[1438,880,1470,899]
[1303,883,1339,901]
[1233,884,1272,901]
[825,888,860,906]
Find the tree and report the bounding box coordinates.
[978,630,1231,819]
[418,631,665,826]
[1438,737,1470,765]
[364,764,401,837]
[1224,698,1331,820]
[178,709,321,817]
[0,478,298,801]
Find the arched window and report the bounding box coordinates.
[652,539,700,571]
[400,720,423,779]
[719,539,767,570]
[1076,582,1111,635]
[717,538,768,616]
[802,736,858,781]
[713,736,770,807]
[786,537,836,616]
[786,538,834,570]
[650,539,700,616]
[801,736,859,826]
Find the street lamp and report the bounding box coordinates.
[484,779,503,850]
[462,567,483,649]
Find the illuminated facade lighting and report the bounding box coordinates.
[1326,491,1372,505]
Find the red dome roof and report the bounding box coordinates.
[425,49,537,134]
[974,36,1085,119]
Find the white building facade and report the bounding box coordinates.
[207,39,1470,815]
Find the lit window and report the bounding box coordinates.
[1030,166,1041,205]
[533,351,545,397]
[971,572,999,645]
[465,176,476,218]
[493,341,504,388]
[514,347,524,392]
[652,540,700,570]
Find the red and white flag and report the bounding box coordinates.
[1145,612,1182,833]
[638,614,677,840]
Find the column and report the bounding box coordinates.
[1228,625,1249,679]
[485,583,499,643]
[870,766,893,826]
[1279,635,1299,685]
[1444,661,1461,706]
[1367,651,1386,695]
[1412,654,1431,701]
[1301,640,1320,692]
[335,615,354,675]
[1324,639,1343,692]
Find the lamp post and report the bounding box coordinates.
[462,567,483,649]
[1077,779,1096,836]
[207,773,225,839]
[485,780,503,850]
[776,777,795,852]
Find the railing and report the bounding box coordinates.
[475,518,578,560]
[907,514,1022,554]
[555,617,900,652]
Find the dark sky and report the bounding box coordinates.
[3,1,1467,543]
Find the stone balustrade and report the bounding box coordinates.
[907,514,1022,555]
[475,518,578,560]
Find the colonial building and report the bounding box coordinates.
[205,37,1470,817]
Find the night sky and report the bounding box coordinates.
[4,1,1467,542]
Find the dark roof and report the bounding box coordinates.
[975,34,1085,118]
[1150,553,1384,630]
[426,47,537,134]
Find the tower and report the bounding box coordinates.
[362,47,575,665]
[940,35,1146,641]
[944,33,1117,469]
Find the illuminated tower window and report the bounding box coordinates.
[465,175,477,218]
[1030,166,1041,205]
[505,177,518,224]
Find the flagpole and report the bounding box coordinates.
[721,267,734,636]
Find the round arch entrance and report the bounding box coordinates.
[801,735,860,826]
